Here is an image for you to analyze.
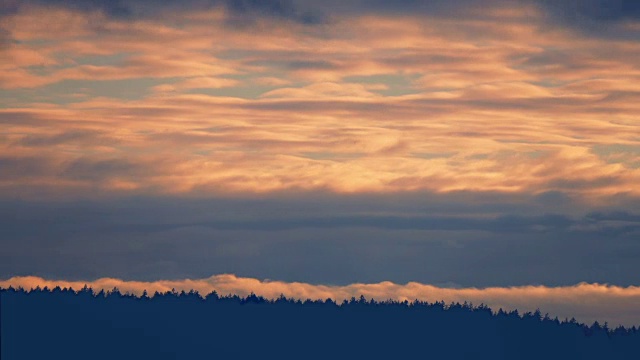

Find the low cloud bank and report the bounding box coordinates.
[2,274,639,327]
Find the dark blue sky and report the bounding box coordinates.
[3,193,639,286]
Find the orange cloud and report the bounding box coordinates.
[261,82,382,99]
[1,4,639,200]
[152,77,240,93]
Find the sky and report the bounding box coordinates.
[1,0,640,325]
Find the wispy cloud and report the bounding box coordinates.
[1,3,638,199]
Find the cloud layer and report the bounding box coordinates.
[3,274,640,327]
[2,197,639,288]
[1,2,639,199]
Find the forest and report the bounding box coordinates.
[2,286,638,359]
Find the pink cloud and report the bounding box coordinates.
[1,4,640,199]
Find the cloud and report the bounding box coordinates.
[0,156,55,179]
[261,82,382,99]
[152,77,240,93]
[0,0,325,24]
[17,130,104,147]
[253,77,292,86]
[535,0,640,25]
[3,274,640,327]
[4,1,640,37]
[3,85,639,197]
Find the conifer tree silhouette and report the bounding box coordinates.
[1,286,638,360]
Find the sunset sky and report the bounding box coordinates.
[2,0,640,325]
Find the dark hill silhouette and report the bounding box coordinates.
[1,286,638,359]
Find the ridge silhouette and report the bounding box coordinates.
[1,286,638,359]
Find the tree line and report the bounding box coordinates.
[2,286,638,359]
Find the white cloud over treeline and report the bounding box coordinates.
[3,274,640,327]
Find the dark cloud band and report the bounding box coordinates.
[2,196,640,287]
